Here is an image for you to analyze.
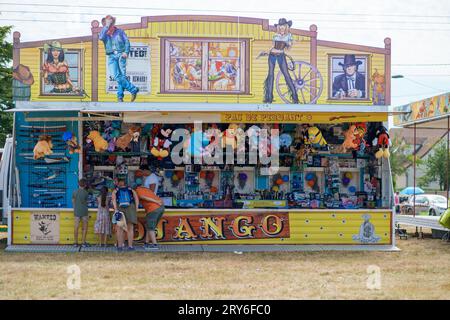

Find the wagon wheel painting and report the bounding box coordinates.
[276,60,323,104]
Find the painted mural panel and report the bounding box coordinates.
[257,18,322,104]
[41,41,83,96]
[164,39,245,93]
[329,54,368,101]
[14,15,390,105]
[393,93,450,125]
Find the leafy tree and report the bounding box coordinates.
[389,135,423,190]
[0,25,13,147]
[418,140,450,191]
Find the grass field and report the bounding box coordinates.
[0,228,449,300]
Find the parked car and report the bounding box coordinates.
[402,194,448,216]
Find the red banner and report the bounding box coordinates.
[135,212,290,242]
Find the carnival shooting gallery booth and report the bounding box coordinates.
[8,15,394,249]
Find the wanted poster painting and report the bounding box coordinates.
[106,43,151,94]
[30,212,60,244]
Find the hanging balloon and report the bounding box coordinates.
[344,172,353,179]
[238,173,248,181]
[272,185,279,192]
[342,177,350,186]
[210,186,218,193]
[165,170,173,178]
[276,178,284,185]
[200,171,207,179]
[62,131,73,142]
[172,175,179,182]
[206,171,215,181]
[348,186,356,193]
[282,175,289,182]
[176,171,184,179]
[307,180,315,188]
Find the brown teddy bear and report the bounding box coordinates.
[33,135,53,160]
[116,125,142,151]
[87,130,108,153]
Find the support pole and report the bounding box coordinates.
[413,124,416,217]
[447,116,449,208]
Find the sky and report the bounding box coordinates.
[1,0,450,106]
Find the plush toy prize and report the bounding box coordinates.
[63,131,81,154]
[87,130,108,153]
[150,126,173,159]
[33,134,53,160]
[374,126,390,159]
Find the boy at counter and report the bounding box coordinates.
[135,182,165,250]
[112,178,139,251]
[72,178,90,247]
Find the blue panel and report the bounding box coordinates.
[15,111,79,208]
[256,175,268,190]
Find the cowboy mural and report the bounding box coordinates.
[332,54,366,99]
[99,15,139,102]
[42,41,75,94]
[262,18,299,104]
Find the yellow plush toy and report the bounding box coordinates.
[33,135,53,160]
[87,130,108,153]
[306,126,327,147]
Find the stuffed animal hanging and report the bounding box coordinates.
[87,130,108,153]
[222,123,240,149]
[341,124,358,152]
[63,132,81,154]
[116,125,141,151]
[354,123,368,156]
[305,126,327,148]
[374,126,390,159]
[150,126,173,159]
[33,134,53,160]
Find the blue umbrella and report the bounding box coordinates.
[400,187,425,195]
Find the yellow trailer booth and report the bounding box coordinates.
[7,15,394,250]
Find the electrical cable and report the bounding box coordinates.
[2,2,450,19]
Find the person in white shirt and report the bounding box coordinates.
[144,169,161,194]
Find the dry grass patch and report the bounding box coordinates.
[0,230,449,299]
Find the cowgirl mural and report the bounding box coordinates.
[263,18,299,104]
[42,41,75,94]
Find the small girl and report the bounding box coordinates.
[94,186,112,246]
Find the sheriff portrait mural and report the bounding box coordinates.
[330,54,368,100]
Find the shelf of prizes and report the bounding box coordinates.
[11,112,394,246]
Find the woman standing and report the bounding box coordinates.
[94,186,112,246]
[42,41,74,94]
[263,18,299,104]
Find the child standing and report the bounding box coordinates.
[72,178,90,247]
[94,186,111,246]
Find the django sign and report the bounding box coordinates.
[137,212,290,242]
